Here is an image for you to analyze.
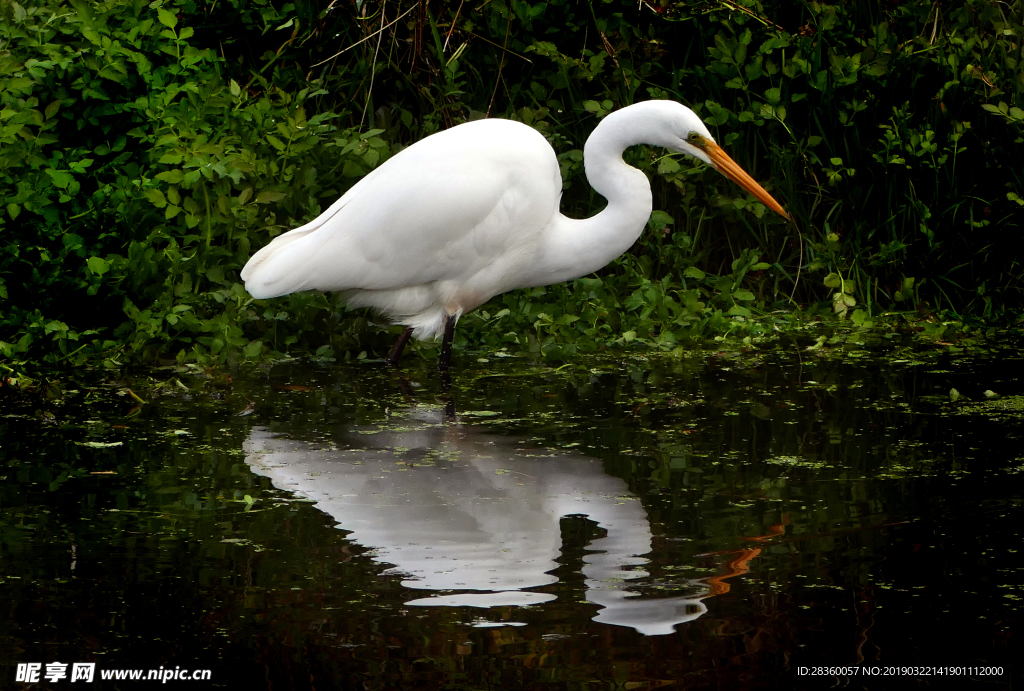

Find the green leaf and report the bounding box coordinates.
[155,170,184,184]
[157,8,178,29]
[45,168,74,190]
[230,79,241,97]
[69,159,94,173]
[86,256,110,276]
[206,265,225,283]
[823,272,842,288]
[6,203,20,220]
[255,190,286,204]
[648,210,674,229]
[683,267,705,280]
[145,189,167,208]
[657,157,680,175]
[732,289,755,301]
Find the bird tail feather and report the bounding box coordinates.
[240,228,321,298]
[241,195,357,298]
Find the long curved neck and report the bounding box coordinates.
[527,114,654,286]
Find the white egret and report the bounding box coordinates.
[241,100,790,370]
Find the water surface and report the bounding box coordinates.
[2,342,1022,688]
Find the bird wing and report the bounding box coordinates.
[241,119,561,300]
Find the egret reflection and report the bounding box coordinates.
[243,407,714,636]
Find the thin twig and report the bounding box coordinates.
[789,225,803,305]
[311,4,415,68]
[718,0,785,32]
[361,0,387,128]
[638,0,660,14]
[584,1,628,89]
[486,7,512,117]
[600,30,629,89]
[463,30,532,63]
[411,0,424,74]
[443,0,466,51]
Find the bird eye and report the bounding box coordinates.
[687,132,702,144]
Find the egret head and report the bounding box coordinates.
[625,100,791,221]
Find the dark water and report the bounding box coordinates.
[2,342,1023,689]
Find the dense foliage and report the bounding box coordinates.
[1,0,1022,375]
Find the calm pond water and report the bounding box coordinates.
[2,339,1022,689]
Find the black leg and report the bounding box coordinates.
[386,326,414,365]
[438,314,457,372]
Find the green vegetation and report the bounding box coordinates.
[1,0,1022,378]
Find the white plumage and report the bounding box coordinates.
[241,100,789,367]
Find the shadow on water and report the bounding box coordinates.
[1,342,1023,688]
[244,405,712,635]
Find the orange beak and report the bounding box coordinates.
[704,141,791,221]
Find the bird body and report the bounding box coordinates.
[241,100,790,364]
[242,118,565,339]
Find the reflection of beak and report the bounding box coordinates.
[704,141,791,221]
